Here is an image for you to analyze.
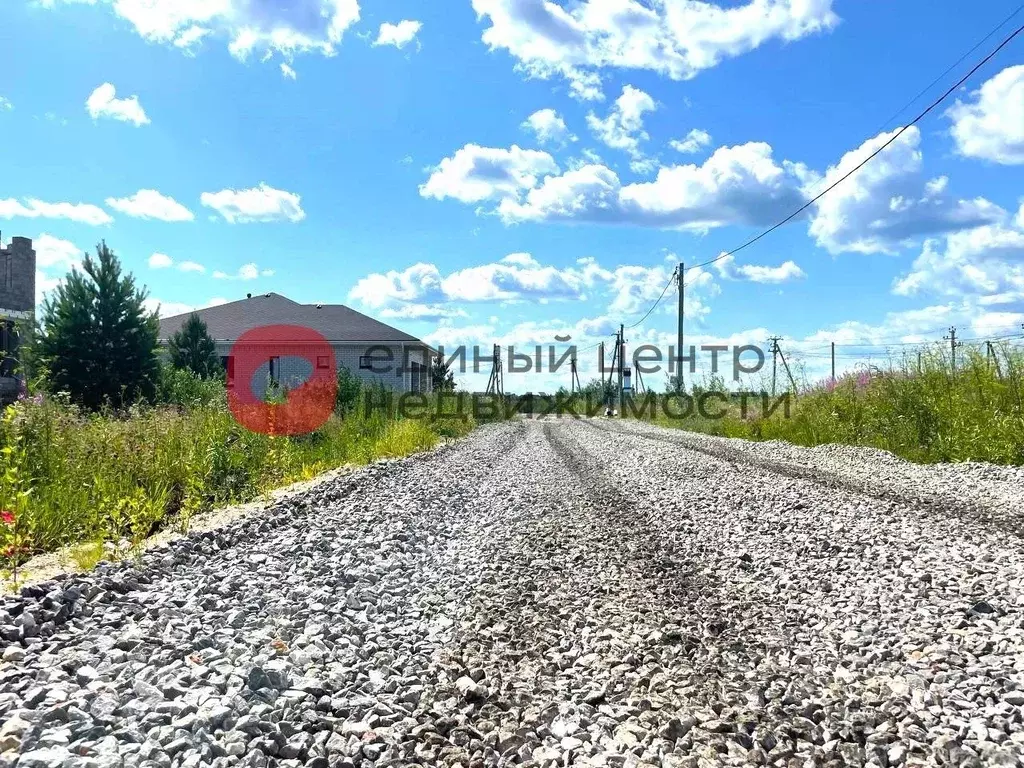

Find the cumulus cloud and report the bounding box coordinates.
[149,252,173,269]
[893,204,1024,301]
[0,198,113,225]
[349,253,719,335]
[715,253,806,283]
[49,0,360,62]
[201,183,305,223]
[281,63,297,79]
[472,0,839,100]
[105,189,194,221]
[213,263,276,280]
[374,20,422,49]
[670,129,712,154]
[522,109,574,145]
[947,65,1024,165]
[419,144,559,204]
[586,85,657,165]
[144,296,230,319]
[497,142,808,229]
[379,305,468,321]
[0,97,12,111]
[807,126,1003,254]
[86,83,149,126]
[33,234,82,270]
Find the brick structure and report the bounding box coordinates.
[0,234,35,401]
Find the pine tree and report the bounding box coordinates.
[36,241,160,410]
[430,355,456,392]
[168,313,221,379]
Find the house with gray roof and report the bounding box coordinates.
[0,235,35,404]
[157,293,435,395]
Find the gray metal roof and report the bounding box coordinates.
[157,293,429,346]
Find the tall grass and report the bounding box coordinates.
[0,385,480,573]
[642,342,1024,465]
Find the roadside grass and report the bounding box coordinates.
[641,343,1024,465]
[0,386,484,580]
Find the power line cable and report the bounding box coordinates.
[627,267,677,329]
[624,16,1023,331]
[685,22,1023,274]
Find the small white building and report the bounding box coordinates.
[158,293,434,395]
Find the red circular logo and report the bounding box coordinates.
[227,325,337,436]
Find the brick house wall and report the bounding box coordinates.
[214,342,433,399]
[0,236,35,401]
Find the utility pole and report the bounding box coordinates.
[776,340,798,395]
[676,262,684,392]
[485,344,503,396]
[770,335,778,397]
[830,341,835,382]
[617,324,625,415]
[944,326,962,374]
[570,356,581,393]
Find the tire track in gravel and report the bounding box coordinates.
[582,418,1024,538]
[555,417,1024,767]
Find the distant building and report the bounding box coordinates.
[0,235,35,403]
[157,293,435,396]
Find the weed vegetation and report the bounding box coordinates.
[642,343,1024,465]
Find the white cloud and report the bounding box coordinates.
[50,0,360,62]
[149,252,173,269]
[33,234,81,270]
[145,253,210,273]
[144,296,229,318]
[213,263,275,280]
[281,63,297,79]
[374,20,422,49]
[200,183,305,223]
[586,85,656,164]
[893,205,1024,301]
[670,129,712,154]
[379,304,468,321]
[86,83,150,126]
[471,0,839,100]
[349,253,719,334]
[807,126,1003,254]
[947,65,1024,165]
[420,144,559,204]
[105,189,194,221]
[0,198,113,225]
[715,253,805,283]
[497,142,808,229]
[522,108,574,145]
[0,97,12,111]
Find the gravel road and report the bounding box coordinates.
[2,418,1024,768]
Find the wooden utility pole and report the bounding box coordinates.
[676,262,684,392]
[617,324,625,415]
[830,341,835,382]
[944,326,962,374]
[570,357,581,393]
[768,336,781,396]
[777,341,798,395]
[485,344,503,396]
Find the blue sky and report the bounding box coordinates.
[2,0,1023,391]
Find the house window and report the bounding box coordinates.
[316,355,330,370]
[269,356,280,384]
[359,354,390,372]
[223,356,235,387]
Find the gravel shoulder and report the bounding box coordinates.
[1,417,1023,768]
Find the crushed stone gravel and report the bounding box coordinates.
[1,417,1023,768]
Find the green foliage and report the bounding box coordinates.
[430,356,456,392]
[158,365,227,409]
[168,314,221,379]
[0,390,478,570]
[642,343,1024,465]
[35,242,160,411]
[335,365,363,414]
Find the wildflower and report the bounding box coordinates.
[0,510,13,526]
